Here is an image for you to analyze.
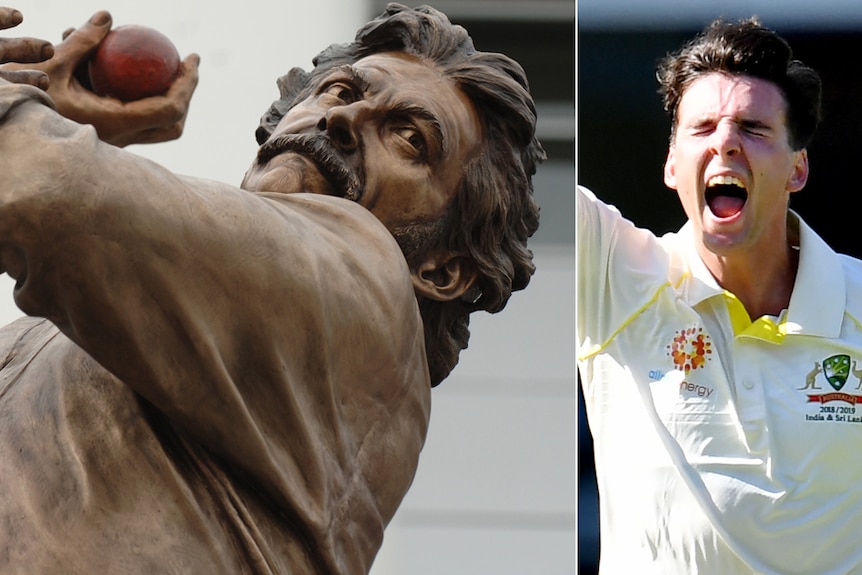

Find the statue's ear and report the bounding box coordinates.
[411,251,477,302]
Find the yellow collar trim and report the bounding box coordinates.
[724,291,787,343]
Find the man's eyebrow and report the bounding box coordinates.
[684,115,773,130]
[390,101,446,154]
[686,114,716,126]
[739,118,772,130]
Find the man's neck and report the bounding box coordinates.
[699,219,801,320]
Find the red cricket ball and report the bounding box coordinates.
[88,25,181,102]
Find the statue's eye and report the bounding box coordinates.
[322,82,357,104]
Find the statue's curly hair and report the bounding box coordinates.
[256,3,544,386]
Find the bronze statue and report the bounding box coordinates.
[0,4,543,573]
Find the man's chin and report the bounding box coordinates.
[700,228,750,257]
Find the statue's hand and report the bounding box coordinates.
[2,10,200,147]
[0,7,54,88]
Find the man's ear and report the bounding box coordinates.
[787,148,809,193]
[411,252,477,302]
[664,146,678,190]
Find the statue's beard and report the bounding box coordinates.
[391,217,448,270]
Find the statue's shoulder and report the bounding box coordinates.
[257,191,408,268]
[0,317,61,371]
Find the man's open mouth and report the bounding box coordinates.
[705,175,747,218]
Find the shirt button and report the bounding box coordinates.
[743,381,754,390]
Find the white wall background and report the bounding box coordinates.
[371,244,575,575]
[6,2,575,573]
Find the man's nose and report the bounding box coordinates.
[317,105,361,153]
[709,122,741,157]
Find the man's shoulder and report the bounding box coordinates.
[833,254,862,323]
[838,252,862,283]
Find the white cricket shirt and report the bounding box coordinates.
[577,185,862,574]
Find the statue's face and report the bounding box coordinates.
[241,51,483,232]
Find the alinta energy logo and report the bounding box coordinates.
[667,327,713,372]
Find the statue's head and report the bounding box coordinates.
[245,3,544,385]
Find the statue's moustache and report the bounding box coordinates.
[257,134,362,201]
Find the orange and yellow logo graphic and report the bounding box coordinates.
[667,327,712,372]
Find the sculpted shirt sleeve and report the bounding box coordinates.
[0,80,430,561]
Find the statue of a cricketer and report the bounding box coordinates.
[0,3,543,573]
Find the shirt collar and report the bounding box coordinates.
[670,211,845,340]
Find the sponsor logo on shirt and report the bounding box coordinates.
[666,327,712,372]
[646,327,717,400]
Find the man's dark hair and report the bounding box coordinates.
[255,3,544,386]
[657,17,822,150]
